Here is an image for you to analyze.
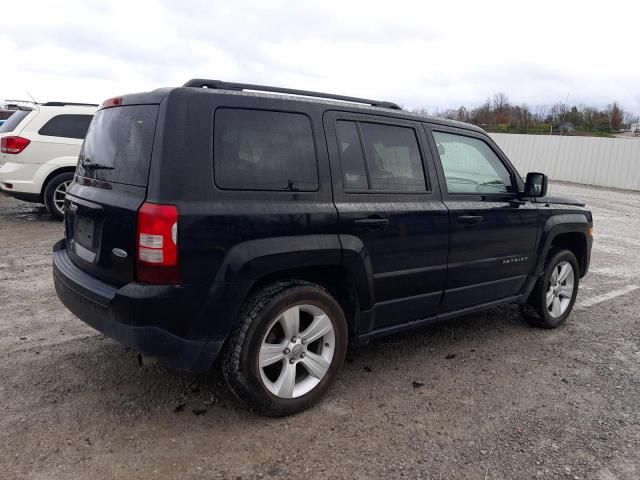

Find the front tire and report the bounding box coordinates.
[222,280,348,416]
[520,249,580,328]
[43,172,74,220]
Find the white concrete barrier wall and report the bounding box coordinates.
[488,133,640,191]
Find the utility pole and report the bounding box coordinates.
[559,92,570,136]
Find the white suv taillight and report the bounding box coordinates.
[1,136,31,154]
[136,202,179,284]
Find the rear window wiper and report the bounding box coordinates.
[284,180,300,192]
[81,160,114,171]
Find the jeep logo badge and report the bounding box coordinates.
[291,344,304,358]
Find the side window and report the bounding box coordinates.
[0,110,30,133]
[432,131,513,194]
[336,121,368,189]
[335,120,427,192]
[214,109,318,191]
[38,114,93,139]
[360,123,426,191]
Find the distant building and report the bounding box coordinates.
[631,122,639,133]
[558,122,576,133]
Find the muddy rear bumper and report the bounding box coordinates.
[52,239,223,373]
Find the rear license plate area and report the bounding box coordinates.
[70,215,101,263]
[75,216,96,250]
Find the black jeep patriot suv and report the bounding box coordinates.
[53,79,593,416]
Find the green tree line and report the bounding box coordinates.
[413,93,639,136]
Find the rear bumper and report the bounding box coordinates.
[52,239,227,373]
[3,190,41,203]
[0,161,42,194]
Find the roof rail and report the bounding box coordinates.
[40,102,99,107]
[183,79,402,110]
[4,99,37,105]
[4,104,35,111]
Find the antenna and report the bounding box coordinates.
[26,91,38,104]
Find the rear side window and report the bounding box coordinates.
[335,121,427,192]
[78,105,158,187]
[336,121,368,189]
[38,114,93,139]
[0,110,29,133]
[214,109,318,191]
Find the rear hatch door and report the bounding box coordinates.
[64,104,159,286]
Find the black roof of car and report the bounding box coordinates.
[114,79,484,135]
[177,78,485,134]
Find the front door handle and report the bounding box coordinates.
[458,215,484,225]
[354,216,389,230]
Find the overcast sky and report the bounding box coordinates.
[2,0,639,115]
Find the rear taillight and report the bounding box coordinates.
[1,136,30,154]
[136,202,179,284]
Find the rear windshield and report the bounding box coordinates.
[77,105,158,187]
[0,110,30,133]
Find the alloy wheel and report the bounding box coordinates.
[53,180,71,216]
[259,304,335,399]
[546,261,575,318]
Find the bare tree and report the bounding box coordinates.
[433,108,458,120]
[623,110,639,129]
[606,102,624,130]
[492,93,509,113]
[581,107,598,131]
[456,106,469,122]
[411,108,430,118]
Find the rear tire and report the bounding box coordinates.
[520,249,580,328]
[44,172,74,220]
[222,280,348,417]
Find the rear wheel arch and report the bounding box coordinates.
[242,265,362,338]
[216,236,374,336]
[42,169,75,218]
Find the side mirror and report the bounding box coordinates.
[524,172,548,197]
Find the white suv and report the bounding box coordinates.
[0,102,97,218]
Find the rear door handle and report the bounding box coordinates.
[458,215,484,224]
[354,216,389,230]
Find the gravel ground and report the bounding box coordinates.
[0,182,639,480]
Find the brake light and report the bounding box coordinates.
[101,96,123,108]
[1,136,30,154]
[136,202,179,284]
